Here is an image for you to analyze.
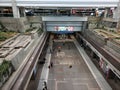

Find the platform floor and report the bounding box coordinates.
[47,42,100,90]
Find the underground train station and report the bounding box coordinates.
[0,0,120,90]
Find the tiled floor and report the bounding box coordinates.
[47,42,100,90]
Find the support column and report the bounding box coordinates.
[57,9,59,15]
[104,8,108,18]
[70,8,72,15]
[82,21,87,30]
[43,22,46,32]
[112,7,118,19]
[19,7,26,17]
[117,0,120,19]
[0,8,3,17]
[12,0,20,18]
[116,0,120,32]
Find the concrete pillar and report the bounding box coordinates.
[19,7,26,17]
[113,7,120,21]
[70,8,72,15]
[116,0,120,32]
[0,8,3,17]
[57,9,59,15]
[117,0,120,19]
[43,22,46,32]
[104,8,108,18]
[12,0,20,18]
[83,21,87,30]
[112,8,118,19]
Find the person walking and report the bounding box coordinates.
[50,48,52,53]
[69,65,72,68]
[44,81,48,90]
[50,62,53,67]
[48,65,51,69]
[42,88,45,90]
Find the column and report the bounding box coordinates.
[19,7,26,17]
[43,22,46,32]
[82,21,87,30]
[11,0,20,18]
[56,8,59,15]
[117,0,120,19]
[0,8,3,17]
[70,8,73,15]
[104,8,108,18]
[112,7,118,19]
[116,0,120,32]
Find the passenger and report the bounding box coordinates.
[50,48,52,53]
[53,47,55,52]
[69,65,72,68]
[52,40,54,43]
[58,46,61,52]
[44,86,47,90]
[48,65,50,69]
[43,58,46,63]
[44,81,48,90]
[58,49,61,52]
[63,42,65,46]
[50,62,53,67]
[43,88,45,90]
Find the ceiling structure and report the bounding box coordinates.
[0,0,119,7]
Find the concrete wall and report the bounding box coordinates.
[88,17,117,32]
[11,39,35,70]
[100,18,117,32]
[27,16,42,28]
[6,48,24,70]
[19,17,30,32]
[88,17,100,29]
[0,16,43,32]
[5,32,39,70]
[0,17,30,32]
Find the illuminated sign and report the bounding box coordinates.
[54,26,74,31]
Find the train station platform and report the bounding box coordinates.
[37,38,112,90]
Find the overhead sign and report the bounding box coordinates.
[54,26,74,31]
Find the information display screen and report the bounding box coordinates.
[54,26,74,31]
